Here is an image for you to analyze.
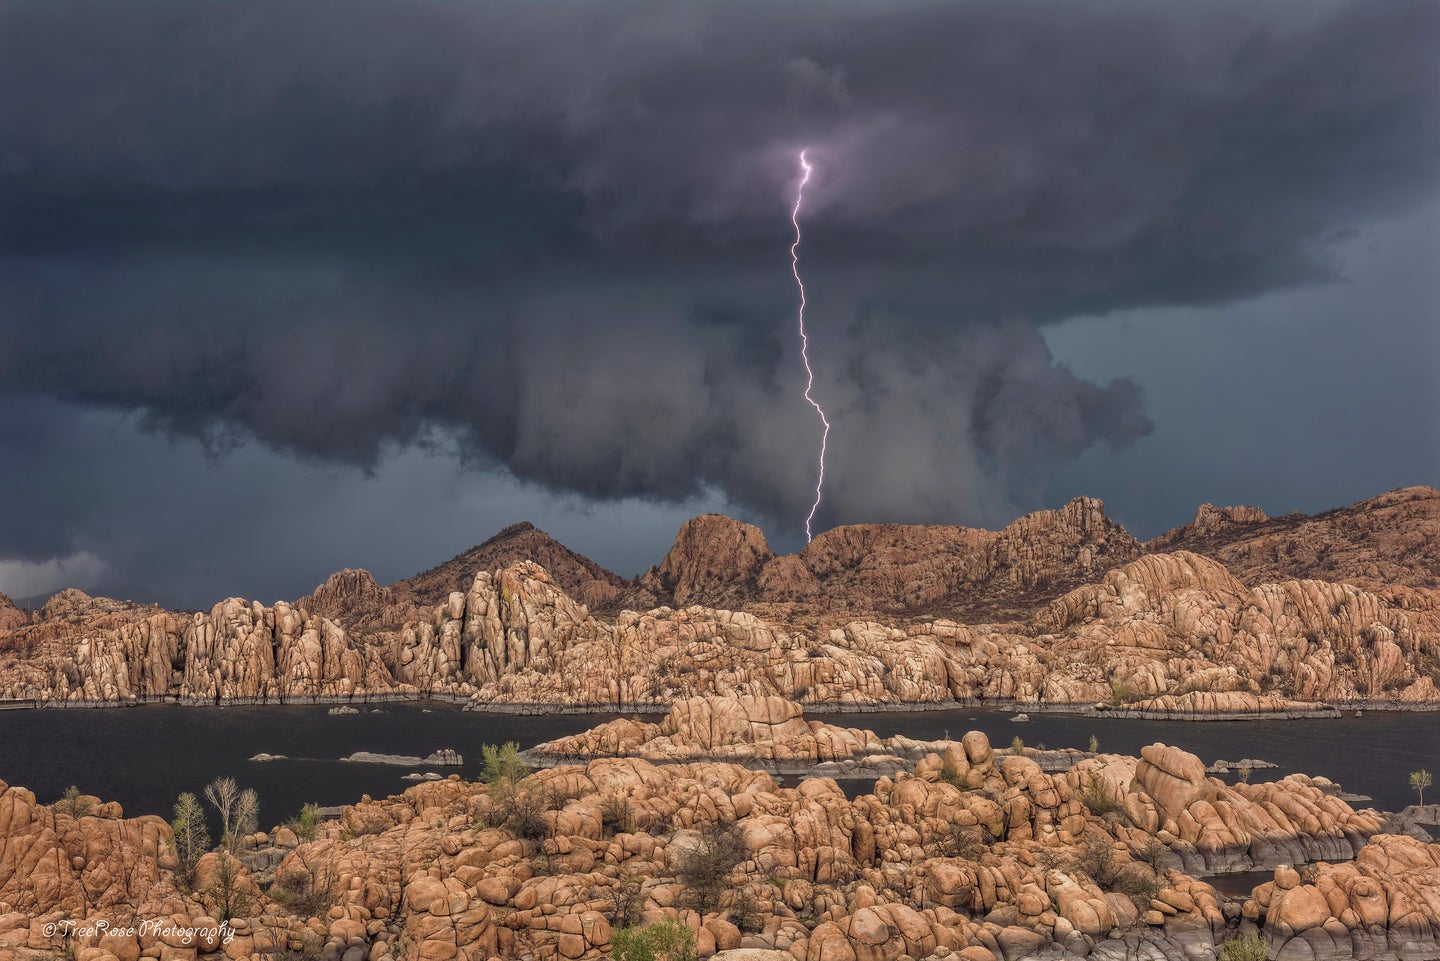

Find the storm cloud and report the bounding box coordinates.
[1,1,1437,599]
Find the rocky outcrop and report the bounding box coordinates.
[299,568,394,629]
[1149,485,1440,592]
[1068,745,1380,876]
[1243,834,1440,959]
[0,780,179,942]
[389,521,627,617]
[5,550,1440,711]
[0,593,396,703]
[636,515,776,610]
[342,749,464,766]
[299,521,628,632]
[0,593,27,633]
[1111,691,1337,719]
[530,696,971,777]
[627,497,1144,621]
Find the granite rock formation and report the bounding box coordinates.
[3,549,1439,711]
[1148,486,1440,593]
[624,497,1142,621]
[0,710,1430,961]
[3,488,1438,713]
[300,521,628,632]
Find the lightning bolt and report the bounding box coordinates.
[790,148,830,543]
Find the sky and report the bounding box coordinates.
[1,1,1437,609]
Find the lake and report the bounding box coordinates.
[0,701,637,828]
[0,702,1436,827]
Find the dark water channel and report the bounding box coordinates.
[0,701,635,826]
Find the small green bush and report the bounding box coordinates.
[1082,776,1122,817]
[482,742,531,788]
[285,802,322,841]
[1218,931,1269,961]
[611,919,697,961]
[55,785,93,818]
[171,792,211,884]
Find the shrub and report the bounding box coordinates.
[1133,839,1167,868]
[939,824,987,861]
[612,919,697,961]
[1411,769,1433,806]
[285,802,322,841]
[54,785,93,818]
[604,874,644,928]
[1110,680,1135,706]
[601,796,635,836]
[501,790,552,842]
[481,742,531,789]
[1082,776,1122,817]
[1219,931,1269,961]
[1010,735,1025,755]
[727,888,764,934]
[1110,866,1163,911]
[269,867,334,920]
[274,931,325,961]
[171,792,211,883]
[1074,835,1120,886]
[202,851,252,922]
[675,822,747,914]
[1088,734,1100,754]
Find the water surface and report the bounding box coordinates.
[0,702,1435,825]
[0,701,627,826]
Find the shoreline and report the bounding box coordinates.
[2,691,1437,719]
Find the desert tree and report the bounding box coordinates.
[171,792,211,883]
[203,850,252,922]
[675,822,746,915]
[1411,769,1433,806]
[204,777,260,851]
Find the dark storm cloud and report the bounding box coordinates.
[1,0,1437,563]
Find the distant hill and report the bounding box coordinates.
[1146,486,1440,592]
[299,521,628,631]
